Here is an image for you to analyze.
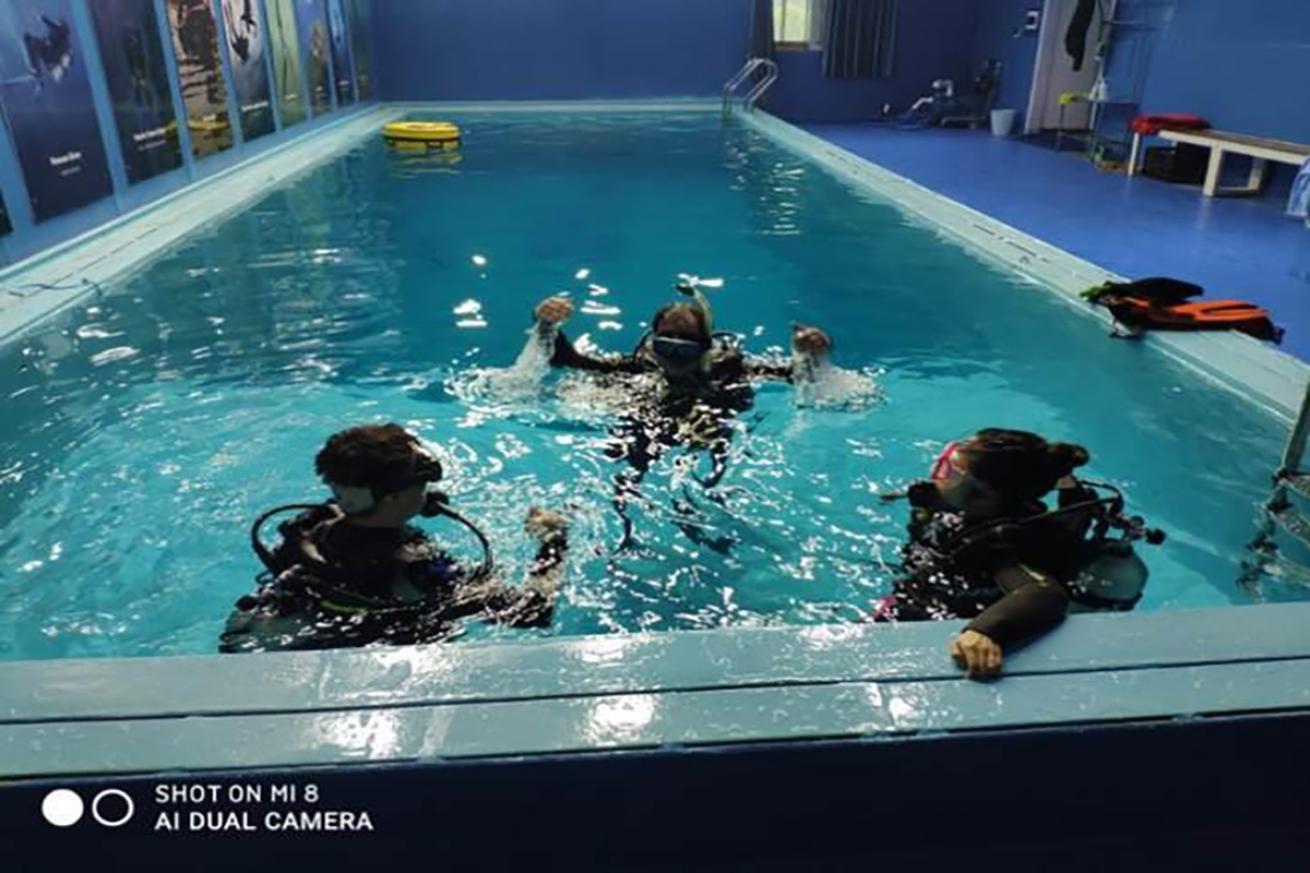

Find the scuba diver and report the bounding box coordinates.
[875,428,1164,678]
[530,278,835,549]
[220,423,569,653]
[24,16,73,87]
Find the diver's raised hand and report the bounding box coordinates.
[524,506,568,542]
[533,296,574,327]
[791,324,832,357]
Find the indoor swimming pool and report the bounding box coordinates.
[0,109,1292,661]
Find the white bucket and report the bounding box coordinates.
[990,108,1018,137]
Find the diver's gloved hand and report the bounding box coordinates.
[524,506,568,543]
[950,629,1003,679]
[791,324,832,358]
[678,404,729,447]
[533,296,574,328]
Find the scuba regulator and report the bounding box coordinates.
[249,445,496,614]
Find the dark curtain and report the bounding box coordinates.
[748,0,774,61]
[822,0,898,79]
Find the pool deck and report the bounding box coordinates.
[803,123,1310,362]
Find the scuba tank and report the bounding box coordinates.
[1065,541,1150,613]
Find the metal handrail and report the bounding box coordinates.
[1278,381,1310,477]
[743,59,779,111]
[1242,380,1310,592]
[723,57,779,115]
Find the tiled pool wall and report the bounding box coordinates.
[0,102,1307,867]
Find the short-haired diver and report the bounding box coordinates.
[221,423,569,653]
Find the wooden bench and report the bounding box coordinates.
[1128,128,1310,197]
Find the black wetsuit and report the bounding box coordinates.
[220,506,563,653]
[549,330,792,547]
[876,481,1100,648]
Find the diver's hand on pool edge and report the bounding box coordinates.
[950,629,1003,679]
[791,324,832,357]
[534,296,574,327]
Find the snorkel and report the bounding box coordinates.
[674,274,718,334]
[632,275,721,377]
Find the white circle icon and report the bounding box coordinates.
[41,789,84,827]
[91,789,134,827]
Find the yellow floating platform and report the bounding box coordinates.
[382,121,461,150]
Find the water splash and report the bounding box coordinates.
[795,357,884,411]
[451,326,556,405]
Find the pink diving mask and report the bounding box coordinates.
[930,440,965,484]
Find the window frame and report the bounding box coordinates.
[773,0,825,52]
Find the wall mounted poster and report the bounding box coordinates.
[220,0,274,141]
[347,0,370,100]
[0,0,112,221]
[296,0,331,115]
[265,0,305,127]
[165,0,233,158]
[89,0,183,184]
[326,0,353,106]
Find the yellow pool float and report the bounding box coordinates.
[381,121,462,150]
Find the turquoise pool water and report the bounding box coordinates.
[0,111,1291,660]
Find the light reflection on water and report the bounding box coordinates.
[0,112,1290,661]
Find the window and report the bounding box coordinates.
[773,0,826,50]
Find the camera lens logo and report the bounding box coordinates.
[41,788,135,828]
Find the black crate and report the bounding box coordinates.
[1142,143,1209,184]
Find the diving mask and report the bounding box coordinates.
[651,334,710,364]
[930,440,966,485]
[328,444,445,516]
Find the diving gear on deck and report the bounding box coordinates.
[1083,277,1284,344]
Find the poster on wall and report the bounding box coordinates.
[265,0,305,127]
[296,0,331,115]
[326,0,353,106]
[0,1,112,221]
[347,0,371,100]
[165,0,233,158]
[88,0,183,184]
[220,0,274,141]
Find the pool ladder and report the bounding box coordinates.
[722,57,779,116]
[1243,381,1310,590]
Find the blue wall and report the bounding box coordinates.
[0,0,374,269]
[372,0,753,101]
[1130,0,1310,144]
[764,0,980,123]
[967,0,1041,129]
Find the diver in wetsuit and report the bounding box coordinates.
[220,423,569,653]
[875,428,1163,678]
[531,279,835,548]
